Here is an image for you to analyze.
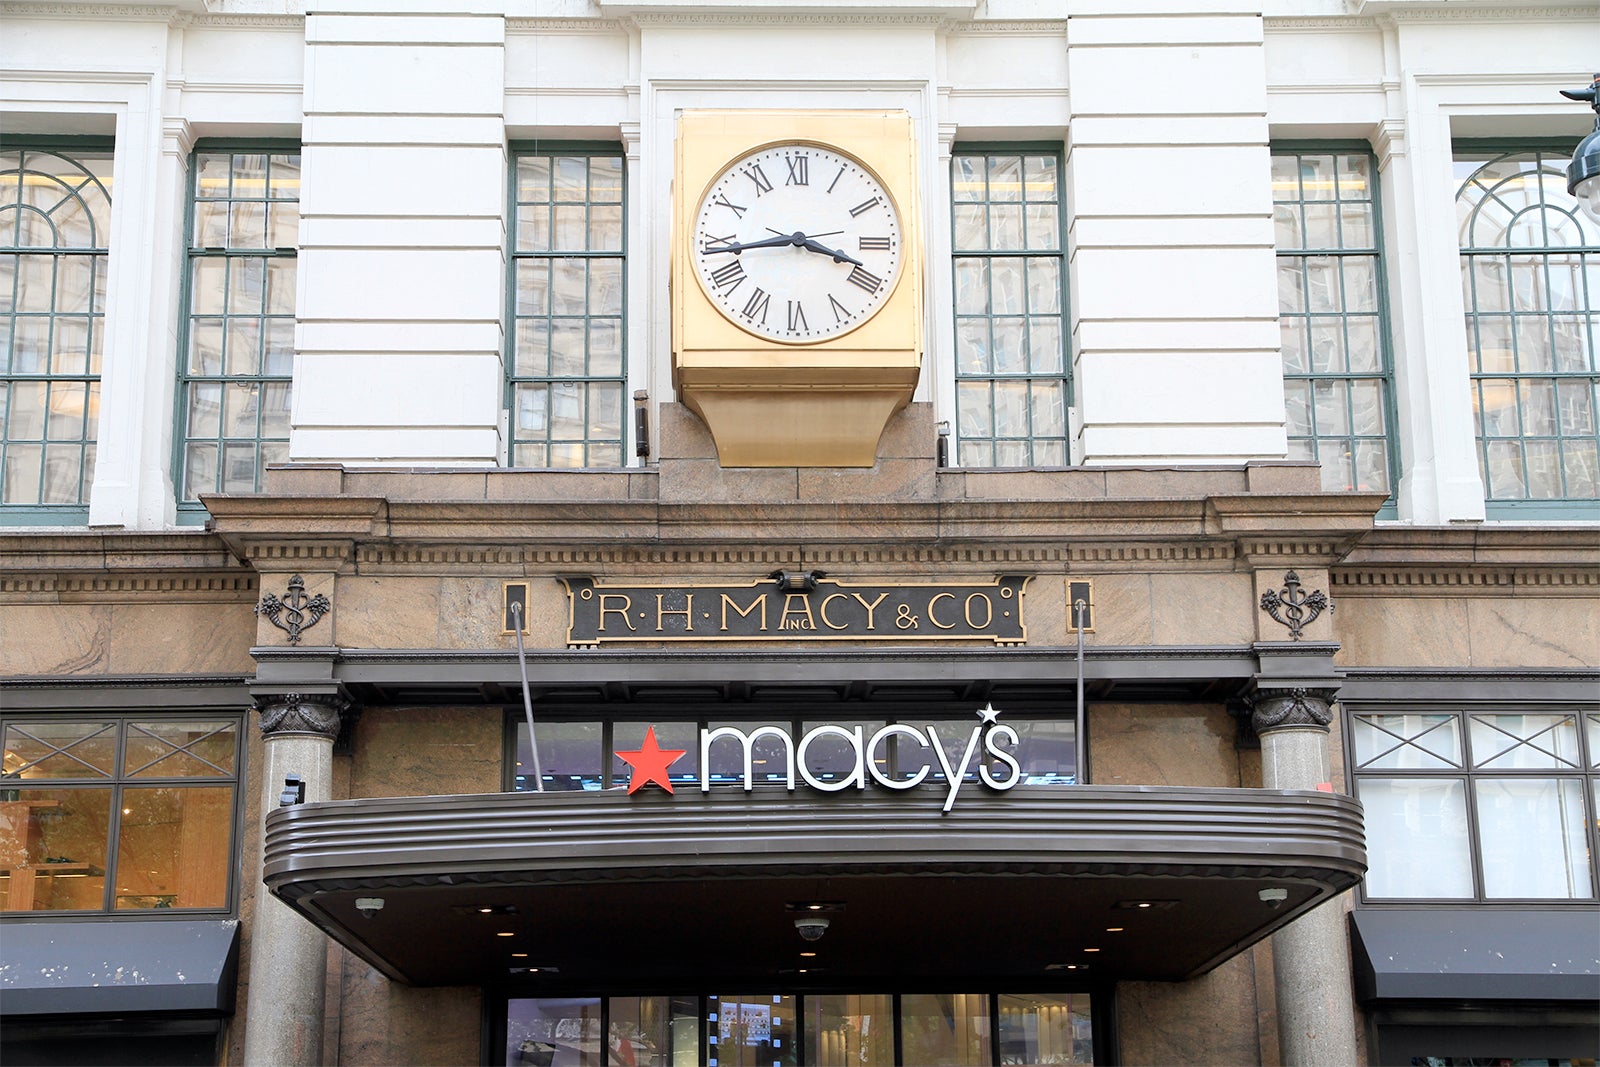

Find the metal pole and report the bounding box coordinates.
[509,602,545,791]
[1074,598,1087,785]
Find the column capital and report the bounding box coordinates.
[1247,685,1337,735]
[254,691,352,742]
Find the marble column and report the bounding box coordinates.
[242,693,346,1067]
[1253,687,1360,1067]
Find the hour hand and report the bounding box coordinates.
[799,236,864,267]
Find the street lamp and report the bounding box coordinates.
[1561,73,1600,224]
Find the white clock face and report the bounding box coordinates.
[691,143,904,344]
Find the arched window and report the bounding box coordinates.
[0,146,112,515]
[1456,147,1600,508]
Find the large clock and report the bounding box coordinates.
[690,143,903,344]
[672,110,922,466]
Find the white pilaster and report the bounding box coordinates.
[292,10,509,465]
[1066,3,1285,464]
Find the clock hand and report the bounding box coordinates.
[798,236,865,267]
[764,227,846,240]
[701,233,797,255]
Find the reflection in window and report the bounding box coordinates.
[1455,147,1599,509]
[998,992,1094,1065]
[507,997,602,1066]
[0,716,241,913]
[179,146,299,501]
[510,149,626,467]
[709,994,795,1067]
[951,148,1068,467]
[900,992,990,1066]
[803,993,892,1067]
[513,721,604,792]
[1350,705,1599,901]
[1272,148,1395,494]
[0,145,112,514]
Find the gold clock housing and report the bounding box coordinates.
[673,111,923,467]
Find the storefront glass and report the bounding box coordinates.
[500,992,1096,1066]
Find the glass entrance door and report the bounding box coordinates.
[500,990,1095,1066]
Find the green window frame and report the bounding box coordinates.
[1347,705,1600,903]
[0,140,114,523]
[1272,145,1398,499]
[0,713,244,915]
[950,145,1069,468]
[1455,142,1599,515]
[508,144,627,468]
[175,144,300,512]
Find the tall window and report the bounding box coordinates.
[1272,147,1396,495]
[1350,706,1599,902]
[950,147,1068,467]
[0,144,112,518]
[509,146,626,467]
[177,146,299,504]
[1456,146,1599,511]
[0,715,243,914]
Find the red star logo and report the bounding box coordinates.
[616,726,687,795]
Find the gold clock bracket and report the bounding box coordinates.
[672,110,924,468]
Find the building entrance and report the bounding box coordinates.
[501,990,1097,1066]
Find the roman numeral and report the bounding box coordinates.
[701,233,738,254]
[847,266,883,294]
[787,300,807,332]
[785,155,809,186]
[741,287,771,323]
[714,193,747,218]
[710,259,745,292]
[745,165,773,196]
[827,165,846,193]
[849,197,880,218]
[858,236,891,251]
[828,294,850,322]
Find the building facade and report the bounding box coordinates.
[1,1,1597,1065]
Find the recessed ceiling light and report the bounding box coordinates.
[1106,927,1124,933]
[512,953,528,958]
[1083,948,1100,953]
[799,952,817,958]
[496,932,514,938]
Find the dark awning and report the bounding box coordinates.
[0,919,239,1015]
[1350,907,1600,1003]
[264,784,1364,987]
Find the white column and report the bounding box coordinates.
[1066,2,1285,464]
[292,8,508,465]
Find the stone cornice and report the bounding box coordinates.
[1332,525,1600,596]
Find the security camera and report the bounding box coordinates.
[794,916,830,941]
[1258,888,1288,908]
[355,896,385,919]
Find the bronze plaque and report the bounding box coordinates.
[563,576,1030,645]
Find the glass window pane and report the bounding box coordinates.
[804,993,893,1067]
[998,993,1093,1066]
[1469,713,1579,769]
[1010,718,1077,785]
[900,993,990,1066]
[1356,778,1474,898]
[1352,714,1461,769]
[507,997,603,1067]
[0,786,110,911]
[608,995,697,1067]
[2,721,116,778]
[709,994,796,1067]
[1477,778,1593,899]
[124,721,237,777]
[113,785,232,909]
[512,721,604,792]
